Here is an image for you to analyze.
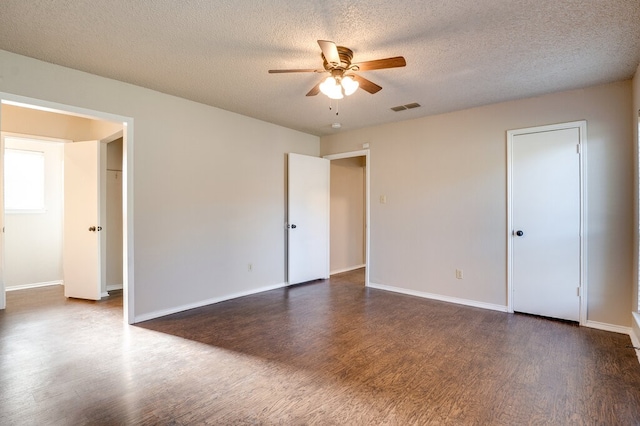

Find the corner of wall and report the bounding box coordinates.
[632,63,640,313]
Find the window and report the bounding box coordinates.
[4,148,45,212]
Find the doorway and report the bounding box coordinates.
[325,150,370,286]
[507,121,586,323]
[0,93,134,324]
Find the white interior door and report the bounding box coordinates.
[511,126,582,321]
[288,153,330,285]
[63,140,104,300]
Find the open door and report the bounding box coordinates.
[288,153,330,285]
[63,140,105,300]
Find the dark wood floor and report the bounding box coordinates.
[2,269,640,425]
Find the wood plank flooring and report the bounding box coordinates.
[2,269,640,424]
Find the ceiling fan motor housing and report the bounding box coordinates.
[322,46,355,72]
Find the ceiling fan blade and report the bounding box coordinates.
[268,68,322,73]
[306,82,321,96]
[352,75,382,94]
[318,40,340,66]
[354,56,406,71]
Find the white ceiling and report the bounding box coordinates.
[1,1,638,136]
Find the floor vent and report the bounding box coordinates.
[391,102,421,112]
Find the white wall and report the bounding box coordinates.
[3,137,63,288]
[322,80,634,328]
[330,157,365,274]
[0,50,319,320]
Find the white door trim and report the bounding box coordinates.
[0,92,135,325]
[323,149,371,287]
[507,121,587,325]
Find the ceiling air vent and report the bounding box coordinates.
[391,102,421,112]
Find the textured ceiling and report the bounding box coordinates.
[0,1,638,136]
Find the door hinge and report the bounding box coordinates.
[577,287,580,297]
[576,143,581,154]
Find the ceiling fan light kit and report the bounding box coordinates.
[319,75,359,99]
[269,40,406,101]
[340,75,359,95]
[319,76,343,99]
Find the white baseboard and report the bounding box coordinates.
[331,264,366,275]
[6,280,63,291]
[134,282,288,323]
[368,282,508,313]
[583,320,631,335]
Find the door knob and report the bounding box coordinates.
[89,226,96,232]
[515,230,524,237]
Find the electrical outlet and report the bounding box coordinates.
[248,263,253,272]
[455,269,463,279]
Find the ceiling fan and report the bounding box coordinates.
[268,40,406,99]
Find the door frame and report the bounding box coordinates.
[506,121,587,324]
[324,149,370,287]
[0,92,135,324]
